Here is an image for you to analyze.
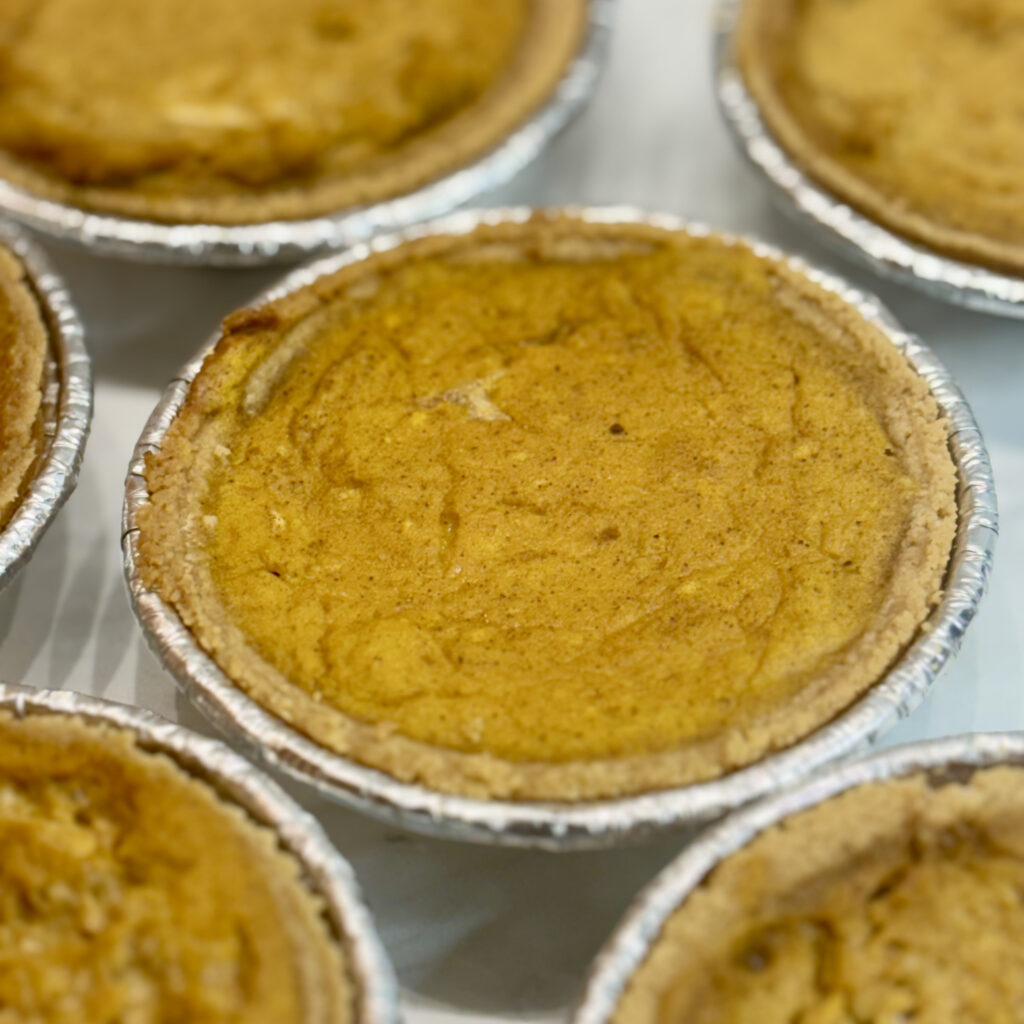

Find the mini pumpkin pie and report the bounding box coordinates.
[737,0,1024,274]
[135,214,956,802]
[612,762,1024,1023]
[0,0,586,225]
[0,709,350,1023]
[0,243,48,531]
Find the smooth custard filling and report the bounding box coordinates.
[191,236,938,766]
[0,0,530,213]
[620,767,1024,1024]
[741,0,1024,267]
[0,246,46,530]
[0,713,349,1024]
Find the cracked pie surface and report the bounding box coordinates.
[0,242,47,533]
[0,0,584,225]
[614,764,1024,1023]
[0,711,351,1023]
[136,216,956,801]
[737,0,1024,273]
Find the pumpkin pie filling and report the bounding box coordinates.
[0,0,584,223]
[0,711,351,1023]
[616,765,1024,1023]
[738,0,1024,273]
[0,243,47,532]
[138,217,956,800]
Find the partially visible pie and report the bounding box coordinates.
[613,763,1024,1022]
[0,710,351,1023]
[0,0,586,224]
[136,214,956,802]
[0,243,47,531]
[738,0,1024,274]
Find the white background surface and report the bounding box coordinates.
[1,1,1022,1020]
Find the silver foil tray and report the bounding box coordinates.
[123,206,997,850]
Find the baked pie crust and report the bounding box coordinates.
[615,763,1024,1022]
[0,711,351,1023]
[738,0,1024,274]
[0,0,586,225]
[0,243,48,531]
[137,215,956,801]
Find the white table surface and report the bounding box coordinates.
[1,1,1021,1020]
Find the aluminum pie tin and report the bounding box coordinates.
[0,1,614,267]
[0,681,400,1024]
[122,206,997,851]
[0,222,91,594]
[573,731,1024,1022]
[713,0,1024,320]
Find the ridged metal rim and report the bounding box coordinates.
[122,206,998,851]
[0,222,91,593]
[0,1,615,267]
[0,681,401,1024]
[713,0,1024,319]
[573,730,1024,1022]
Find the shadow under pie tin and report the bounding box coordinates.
[0,1,614,268]
[0,681,400,1024]
[572,731,1024,1023]
[713,0,1024,320]
[0,222,91,594]
[122,207,997,851]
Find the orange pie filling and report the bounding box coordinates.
[139,220,956,798]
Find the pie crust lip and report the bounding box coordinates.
[713,0,1024,320]
[572,731,1024,1024]
[122,206,996,851]
[0,222,91,595]
[0,0,614,267]
[0,680,400,1024]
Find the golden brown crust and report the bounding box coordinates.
[738,0,1024,275]
[0,710,351,1023]
[0,243,48,530]
[615,764,1024,1023]
[0,0,586,225]
[136,214,956,802]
